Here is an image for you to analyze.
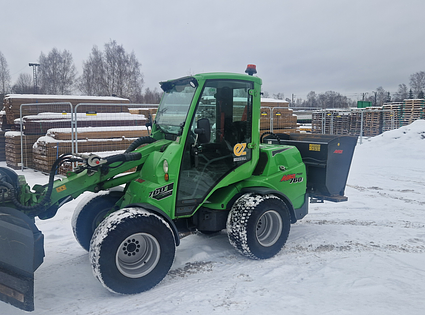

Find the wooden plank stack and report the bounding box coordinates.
[47,126,149,141]
[0,131,5,161]
[260,99,299,134]
[4,132,39,169]
[32,137,138,174]
[2,94,130,125]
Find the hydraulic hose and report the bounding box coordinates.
[125,136,156,153]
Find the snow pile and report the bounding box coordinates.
[1,121,425,315]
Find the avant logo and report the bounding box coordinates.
[233,143,247,157]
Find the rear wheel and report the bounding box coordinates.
[227,193,290,259]
[72,190,124,251]
[89,208,176,294]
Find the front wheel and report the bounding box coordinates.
[72,190,124,251]
[89,208,176,294]
[227,194,290,260]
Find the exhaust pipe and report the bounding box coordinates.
[0,207,45,311]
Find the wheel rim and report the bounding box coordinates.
[256,210,283,247]
[116,233,161,278]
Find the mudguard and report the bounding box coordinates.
[0,207,45,311]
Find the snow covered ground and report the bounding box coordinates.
[1,120,425,315]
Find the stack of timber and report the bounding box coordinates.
[2,94,130,125]
[47,126,149,141]
[382,102,402,131]
[0,131,5,161]
[129,107,157,118]
[4,132,39,169]
[0,110,8,130]
[260,98,298,133]
[20,112,147,136]
[33,136,138,174]
[400,99,425,126]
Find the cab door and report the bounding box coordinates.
[176,79,253,216]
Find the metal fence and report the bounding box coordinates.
[311,108,398,144]
[14,103,157,172]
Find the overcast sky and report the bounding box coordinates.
[2,0,424,100]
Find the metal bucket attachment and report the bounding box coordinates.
[267,133,357,201]
[0,207,45,311]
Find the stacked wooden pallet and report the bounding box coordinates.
[349,108,382,136]
[0,131,5,161]
[311,111,350,135]
[400,99,424,126]
[382,102,402,131]
[4,132,39,169]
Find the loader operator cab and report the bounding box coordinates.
[156,77,254,215]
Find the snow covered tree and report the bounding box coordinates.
[0,51,11,96]
[38,48,77,94]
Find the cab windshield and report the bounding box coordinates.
[155,78,197,135]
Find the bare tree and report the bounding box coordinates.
[0,51,11,95]
[78,46,106,95]
[306,91,318,108]
[38,48,77,94]
[79,40,143,101]
[317,91,349,108]
[409,71,425,98]
[12,73,33,94]
[392,83,408,102]
[374,86,390,106]
[272,92,285,100]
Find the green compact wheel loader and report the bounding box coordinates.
[0,65,357,311]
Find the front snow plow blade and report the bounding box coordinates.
[0,207,45,312]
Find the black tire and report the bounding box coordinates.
[89,208,176,294]
[227,193,290,260]
[72,190,123,251]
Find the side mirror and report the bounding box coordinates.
[194,118,211,144]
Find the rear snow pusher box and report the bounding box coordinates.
[264,133,357,202]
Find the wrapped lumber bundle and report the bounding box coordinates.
[32,136,138,173]
[2,94,130,125]
[19,112,147,135]
[4,132,39,169]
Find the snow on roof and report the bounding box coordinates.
[261,97,289,103]
[14,112,146,123]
